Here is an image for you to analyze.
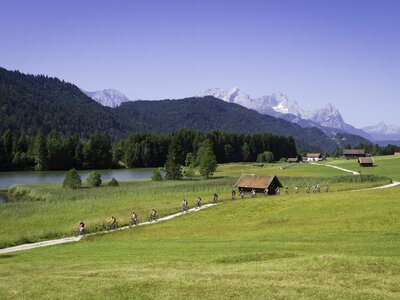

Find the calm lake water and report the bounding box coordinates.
[0,168,154,190]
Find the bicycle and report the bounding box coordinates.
[148,215,158,222]
[107,222,118,231]
[129,218,139,226]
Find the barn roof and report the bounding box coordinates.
[234,174,282,189]
[306,153,321,158]
[343,149,365,155]
[287,158,298,162]
[358,157,374,164]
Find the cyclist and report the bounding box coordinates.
[195,196,201,209]
[79,221,85,235]
[264,188,269,196]
[149,209,158,222]
[239,189,245,199]
[275,187,280,195]
[306,186,310,194]
[130,211,138,225]
[231,190,236,200]
[108,216,117,230]
[182,198,189,212]
[294,186,299,194]
[213,193,218,203]
[285,186,289,195]
[251,189,256,198]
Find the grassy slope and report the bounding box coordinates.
[322,155,400,181]
[1,187,399,299]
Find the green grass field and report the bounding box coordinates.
[1,187,399,299]
[322,155,400,181]
[0,156,399,299]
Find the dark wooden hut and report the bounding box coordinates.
[358,157,374,167]
[287,157,299,163]
[234,174,283,195]
[343,149,366,159]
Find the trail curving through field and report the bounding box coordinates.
[309,162,360,175]
[0,203,217,254]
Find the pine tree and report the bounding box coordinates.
[197,139,217,179]
[33,131,48,171]
[165,141,182,180]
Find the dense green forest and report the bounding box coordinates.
[1,67,341,152]
[0,67,126,138]
[0,129,299,171]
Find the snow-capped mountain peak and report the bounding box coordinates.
[362,122,400,135]
[84,88,130,108]
[309,102,345,129]
[199,87,350,130]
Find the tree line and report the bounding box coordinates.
[0,129,298,171]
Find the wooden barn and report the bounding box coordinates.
[235,174,283,195]
[306,153,322,161]
[358,157,374,167]
[287,157,299,163]
[343,149,366,159]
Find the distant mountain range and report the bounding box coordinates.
[198,87,400,143]
[83,88,130,108]
[361,122,400,141]
[1,66,341,152]
[1,66,397,151]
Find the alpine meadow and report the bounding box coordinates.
[2,1,400,299]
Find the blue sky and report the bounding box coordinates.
[1,0,399,127]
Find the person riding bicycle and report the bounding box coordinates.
[231,190,236,200]
[108,216,117,229]
[239,189,245,199]
[130,211,138,225]
[264,188,268,196]
[294,186,299,194]
[275,186,280,195]
[149,209,158,222]
[182,198,189,212]
[213,193,218,203]
[251,189,256,198]
[79,221,85,235]
[285,186,289,195]
[306,186,310,193]
[195,196,201,209]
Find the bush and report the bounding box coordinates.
[108,178,119,186]
[151,168,163,181]
[279,157,287,163]
[257,151,274,163]
[86,171,102,187]
[63,168,82,189]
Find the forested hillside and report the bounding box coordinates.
[115,97,337,152]
[0,67,126,138]
[1,67,337,152]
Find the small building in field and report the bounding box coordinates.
[343,149,366,159]
[358,157,374,167]
[394,152,400,156]
[306,153,322,161]
[287,157,299,163]
[235,174,283,195]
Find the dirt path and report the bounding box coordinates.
[309,162,360,175]
[0,203,217,254]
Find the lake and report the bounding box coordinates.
[0,168,154,190]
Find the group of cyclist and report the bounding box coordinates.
[78,184,329,235]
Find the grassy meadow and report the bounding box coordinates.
[1,186,399,299]
[0,156,399,299]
